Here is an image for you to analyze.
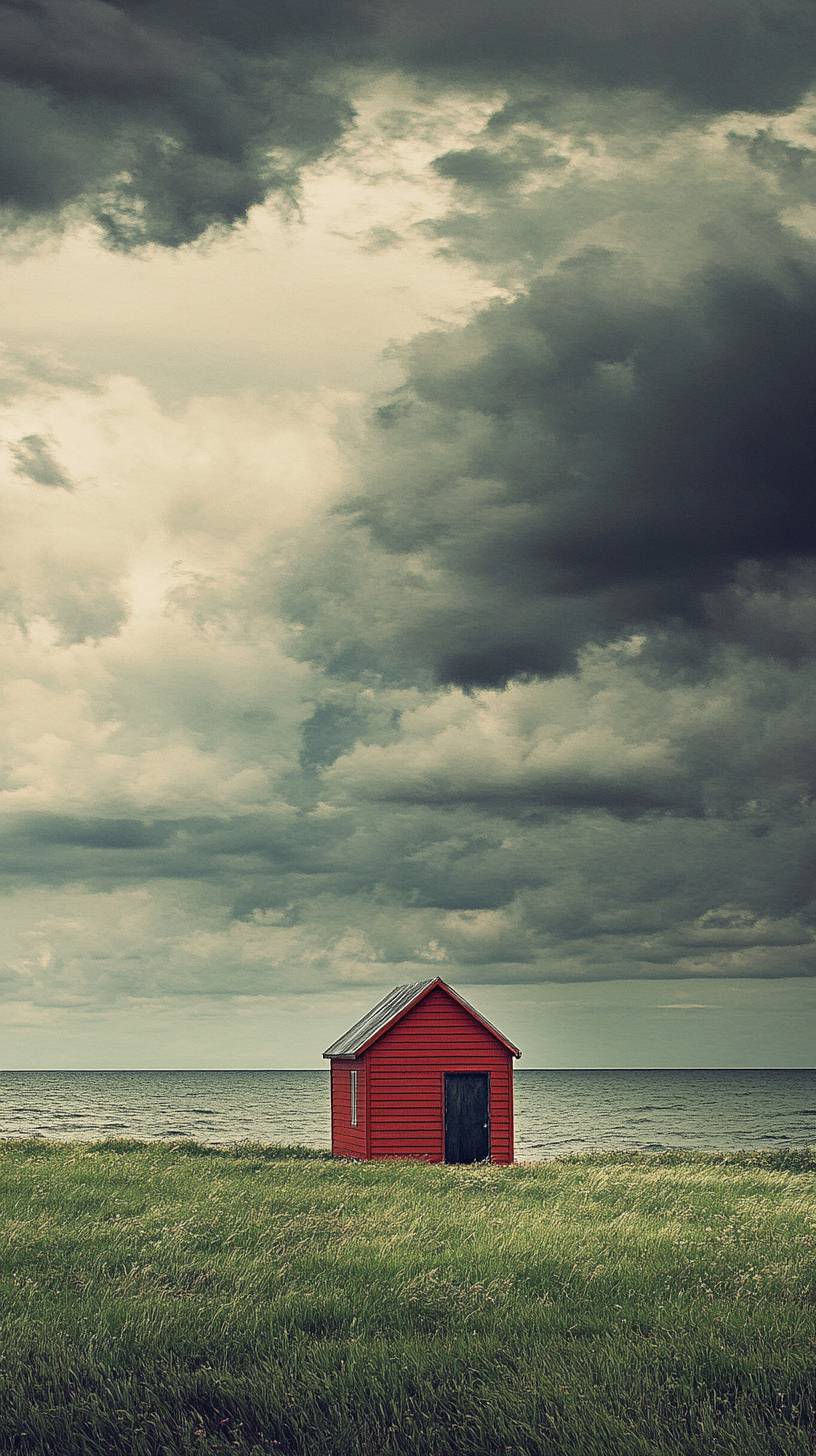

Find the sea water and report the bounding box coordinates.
[0,1068,813,1158]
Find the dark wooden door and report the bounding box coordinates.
[444,1073,489,1163]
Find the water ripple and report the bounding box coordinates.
[0,1069,813,1159]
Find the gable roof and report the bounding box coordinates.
[322,977,521,1059]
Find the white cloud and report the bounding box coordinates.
[326,670,688,809]
[0,78,497,403]
[0,365,352,817]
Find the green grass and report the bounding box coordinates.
[0,1142,813,1456]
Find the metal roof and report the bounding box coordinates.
[323,980,434,1059]
[322,977,521,1059]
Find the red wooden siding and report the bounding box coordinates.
[365,986,514,1163]
[330,1058,367,1158]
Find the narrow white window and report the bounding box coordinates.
[350,1068,358,1127]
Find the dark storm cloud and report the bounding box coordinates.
[3,791,814,995]
[371,0,816,113]
[0,0,356,247]
[299,700,372,772]
[287,234,816,688]
[1,0,815,247]
[14,815,177,849]
[431,146,548,195]
[0,814,209,884]
[421,97,816,289]
[0,810,346,901]
[10,433,72,489]
[0,803,537,918]
[269,133,816,989]
[322,647,816,836]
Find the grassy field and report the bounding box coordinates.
[0,1142,813,1456]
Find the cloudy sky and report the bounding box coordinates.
[2,0,815,1069]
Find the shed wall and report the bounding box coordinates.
[330,1058,368,1157]
[365,986,514,1162]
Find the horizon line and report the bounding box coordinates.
[0,1066,813,1074]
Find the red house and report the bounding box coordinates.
[323,977,521,1163]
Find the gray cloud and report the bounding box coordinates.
[10,433,72,488]
[321,647,816,839]
[0,0,355,247]
[2,784,813,1002]
[432,144,551,195]
[286,226,816,688]
[262,108,816,1008]
[1,0,815,248]
[370,0,816,113]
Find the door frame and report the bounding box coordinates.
[443,1070,491,1164]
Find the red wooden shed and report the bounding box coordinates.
[323,977,521,1163]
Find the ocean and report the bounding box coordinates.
[0,1068,813,1158]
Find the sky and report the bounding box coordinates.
[1,0,815,1069]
